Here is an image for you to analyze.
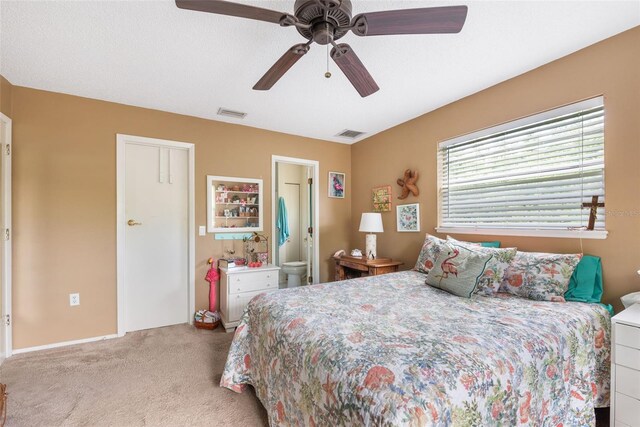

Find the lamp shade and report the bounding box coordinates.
[359,213,384,233]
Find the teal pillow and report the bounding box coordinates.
[480,241,501,248]
[425,243,492,298]
[565,255,603,303]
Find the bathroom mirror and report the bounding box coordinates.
[207,175,263,233]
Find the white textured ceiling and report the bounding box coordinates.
[1,1,639,143]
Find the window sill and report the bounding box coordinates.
[435,227,608,240]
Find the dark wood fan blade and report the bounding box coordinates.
[330,44,379,98]
[176,0,287,24]
[253,44,310,91]
[351,6,468,36]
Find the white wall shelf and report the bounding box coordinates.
[207,175,263,233]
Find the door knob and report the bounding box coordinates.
[127,219,142,226]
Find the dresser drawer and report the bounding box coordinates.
[616,323,640,350]
[615,392,640,427]
[227,289,269,323]
[616,365,640,400]
[229,271,277,294]
[616,344,640,370]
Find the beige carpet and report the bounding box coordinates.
[0,324,268,426]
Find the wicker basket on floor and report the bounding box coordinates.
[194,319,220,330]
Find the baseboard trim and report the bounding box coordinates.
[13,334,119,354]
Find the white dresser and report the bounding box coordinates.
[611,303,640,427]
[219,264,280,332]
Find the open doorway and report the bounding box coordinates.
[0,112,12,362]
[271,156,319,288]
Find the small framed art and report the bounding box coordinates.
[328,172,345,198]
[397,203,420,232]
[372,185,392,212]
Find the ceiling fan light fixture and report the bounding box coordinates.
[178,0,468,97]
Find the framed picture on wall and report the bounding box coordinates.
[372,185,392,212]
[397,203,420,232]
[328,172,345,198]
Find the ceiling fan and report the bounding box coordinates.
[176,0,468,97]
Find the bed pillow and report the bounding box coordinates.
[447,237,517,296]
[500,251,583,302]
[425,242,492,298]
[414,234,448,274]
[564,255,603,303]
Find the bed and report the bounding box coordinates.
[221,270,610,426]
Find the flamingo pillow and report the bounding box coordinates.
[447,236,518,296]
[425,242,492,298]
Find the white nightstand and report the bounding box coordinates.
[611,303,640,427]
[219,264,280,332]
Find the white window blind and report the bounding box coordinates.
[438,97,605,233]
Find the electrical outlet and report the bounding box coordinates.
[198,225,206,236]
[70,293,80,306]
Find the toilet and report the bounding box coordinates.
[281,261,307,287]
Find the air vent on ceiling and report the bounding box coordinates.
[217,107,247,119]
[336,129,366,139]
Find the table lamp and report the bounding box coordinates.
[359,213,384,260]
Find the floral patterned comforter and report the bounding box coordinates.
[221,271,610,426]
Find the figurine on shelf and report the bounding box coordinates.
[217,184,226,191]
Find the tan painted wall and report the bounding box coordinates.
[11,87,351,349]
[351,26,640,313]
[0,75,12,117]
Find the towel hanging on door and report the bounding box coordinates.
[277,197,290,247]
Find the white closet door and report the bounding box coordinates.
[124,144,188,332]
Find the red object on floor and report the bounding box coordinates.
[205,261,220,312]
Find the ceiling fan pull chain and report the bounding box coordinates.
[325,43,332,78]
[324,24,332,79]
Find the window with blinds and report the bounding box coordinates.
[438,97,605,235]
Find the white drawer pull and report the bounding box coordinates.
[267,274,270,278]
